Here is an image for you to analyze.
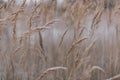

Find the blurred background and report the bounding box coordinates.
[1,0,120,80]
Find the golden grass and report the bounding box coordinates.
[0,0,120,80]
[35,66,67,80]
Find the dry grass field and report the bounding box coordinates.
[0,0,120,80]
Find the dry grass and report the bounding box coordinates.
[0,0,120,80]
[35,66,67,80]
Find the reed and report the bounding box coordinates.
[0,0,120,80]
